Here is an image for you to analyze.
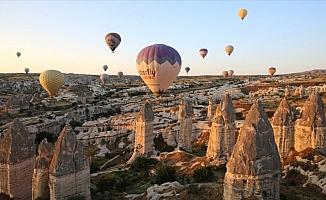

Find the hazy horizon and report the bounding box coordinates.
[1,0,325,75]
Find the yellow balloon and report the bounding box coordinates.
[225,45,234,56]
[238,8,248,20]
[39,70,64,97]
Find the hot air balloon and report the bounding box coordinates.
[100,73,109,84]
[238,8,248,21]
[117,71,123,79]
[105,33,121,53]
[199,48,208,59]
[225,45,234,56]
[16,52,21,57]
[39,70,64,97]
[268,67,276,76]
[103,65,108,71]
[228,70,234,77]
[185,67,190,73]
[137,44,181,96]
[222,71,229,78]
[24,68,30,74]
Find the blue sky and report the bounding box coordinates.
[0,0,325,75]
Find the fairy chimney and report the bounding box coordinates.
[207,98,218,120]
[206,94,236,163]
[295,92,326,152]
[0,119,35,200]
[49,125,91,200]
[271,98,295,159]
[32,139,53,200]
[224,100,281,200]
[284,86,291,97]
[127,102,155,164]
[178,97,193,151]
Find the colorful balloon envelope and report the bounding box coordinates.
[16,52,21,57]
[136,44,182,96]
[39,70,64,97]
[100,73,110,84]
[103,65,108,71]
[238,8,248,21]
[185,67,190,73]
[24,68,30,74]
[105,33,121,53]
[117,71,123,79]
[222,71,229,78]
[225,45,234,56]
[199,48,208,59]
[228,70,234,77]
[268,67,277,76]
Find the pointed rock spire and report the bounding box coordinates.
[0,118,35,164]
[272,98,295,159]
[136,101,154,122]
[295,92,326,152]
[272,98,295,126]
[224,100,281,199]
[297,92,325,127]
[49,125,89,176]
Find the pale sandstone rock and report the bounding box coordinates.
[207,98,218,120]
[224,100,281,200]
[295,92,326,152]
[32,139,53,200]
[127,102,154,164]
[178,97,193,151]
[49,125,91,200]
[0,118,35,200]
[206,94,236,163]
[272,98,295,159]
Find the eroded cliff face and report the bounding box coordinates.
[49,125,91,200]
[206,94,236,163]
[32,139,53,200]
[272,98,295,159]
[224,100,281,200]
[178,97,193,151]
[0,118,35,200]
[295,92,326,152]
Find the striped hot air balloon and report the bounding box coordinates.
[222,71,229,78]
[100,73,110,84]
[225,45,234,56]
[117,71,123,79]
[24,68,30,74]
[268,67,277,76]
[228,70,234,77]
[105,33,121,53]
[39,70,64,96]
[199,48,208,59]
[137,44,181,96]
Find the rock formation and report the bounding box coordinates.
[224,100,281,200]
[127,102,155,164]
[206,94,236,163]
[0,118,35,200]
[271,98,295,159]
[32,139,53,200]
[49,125,91,200]
[207,98,217,120]
[295,92,326,153]
[178,97,193,151]
[284,86,291,97]
[294,85,305,98]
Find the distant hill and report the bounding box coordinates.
[289,69,326,75]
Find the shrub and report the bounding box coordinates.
[155,165,176,184]
[130,157,158,172]
[193,166,214,183]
